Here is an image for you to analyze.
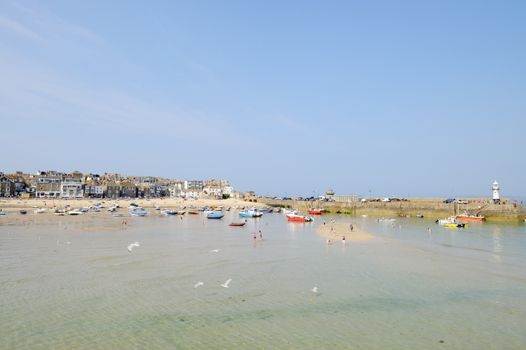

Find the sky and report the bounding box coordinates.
[0,0,525,198]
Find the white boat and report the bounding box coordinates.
[239,208,263,218]
[283,208,297,215]
[34,208,46,214]
[436,216,458,225]
[68,209,84,215]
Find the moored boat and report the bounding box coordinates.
[207,212,224,219]
[34,208,46,214]
[163,210,177,215]
[68,209,84,216]
[19,210,27,215]
[444,223,466,228]
[239,208,263,218]
[456,214,486,222]
[308,208,324,215]
[131,209,148,217]
[229,222,246,227]
[286,213,313,222]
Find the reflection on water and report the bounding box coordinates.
[1,213,526,349]
[492,226,503,263]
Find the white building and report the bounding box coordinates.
[60,178,84,198]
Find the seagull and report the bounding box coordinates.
[127,242,140,252]
[311,286,319,294]
[210,249,220,253]
[194,281,204,289]
[221,278,232,288]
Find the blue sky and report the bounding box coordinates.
[1,0,525,197]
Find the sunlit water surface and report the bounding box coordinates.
[1,212,526,349]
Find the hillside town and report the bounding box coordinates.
[0,170,240,200]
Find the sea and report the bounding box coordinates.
[1,211,525,349]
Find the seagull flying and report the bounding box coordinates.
[127,242,140,252]
[221,278,232,288]
[194,281,204,289]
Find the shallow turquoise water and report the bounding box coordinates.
[1,213,526,349]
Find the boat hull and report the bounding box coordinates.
[207,214,224,219]
[287,214,313,222]
[308,209,324,215]
[456,215,485,222]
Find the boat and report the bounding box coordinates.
[444,223,466,228]
[78,207,89,213]
[273,207,282,213]
[207,212,224,219]
[34,208,46,214]
[229,222,246,227]
[131,209,148,217]
[163,210,177,215]
[0,210,5,216]
[308,208,324,215]
[188,211,199,215]
[436,216,457,225]
[239,208,263,218]
[177,211,186,215]
[286,213,313,222]
[19,210,27,215]
[283,208,297,215]
[456,213,486,222]
[416,214,424,218]
[68,209,83,216]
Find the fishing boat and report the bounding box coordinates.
[239,208,263,218]
[456,213,486,222]
[207,212,224,219]
[163,210,177,215]
[131,209,148,217]
[308,208,324,215]
[286,213,313,222]
[229,222,246,227]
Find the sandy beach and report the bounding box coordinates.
[0,197,264,212]
[316,221,374,242]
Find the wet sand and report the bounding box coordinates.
[317,221,375,242]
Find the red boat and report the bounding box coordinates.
[308,208,324,215]
[456,214,486,222]
[229,222,246,227]
[287,213,313,222]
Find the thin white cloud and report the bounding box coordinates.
[0,15,42,40]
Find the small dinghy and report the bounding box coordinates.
[229,222,246,227]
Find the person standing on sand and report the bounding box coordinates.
[342,236,346,244]
[253,232,257,240]
[350,224,354,232]
[259,230,263,240]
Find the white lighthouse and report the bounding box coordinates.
[492,181,500,204]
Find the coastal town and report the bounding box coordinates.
[0,170,244,200]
